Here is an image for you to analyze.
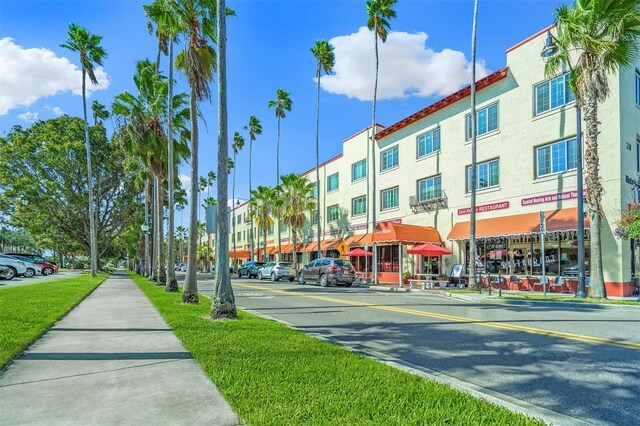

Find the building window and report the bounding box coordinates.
[327,204,339,222]
[310,211,318,226]
[269,224,274,235]
[465,103,499,140]
[466,159,499,192]
[237,232,241,242]
[380,145,399,171]
[311,182,318,197]
[534,73,574,115]
[381,187,399,211]
[280,223,287,232]
[636,70,640,106]
[351,195,366,217]
[327,173,339,192]
[536,138,578,177]
[637,138,640,173]
[417,128,441,158]
[418,175,442,202]
[352,159,366,182]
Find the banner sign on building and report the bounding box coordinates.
[521,189,586,206]
[458,201,509,216]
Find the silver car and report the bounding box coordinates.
[258,262,295,282]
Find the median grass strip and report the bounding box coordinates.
[130,272,543,425]
[0,273,108,368]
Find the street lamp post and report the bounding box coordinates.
[541,30,587,298]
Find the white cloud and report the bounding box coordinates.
[321,27,490,101]
[45,105,65,116]
[178,174,191,190]
[0,37,110,115]
[17,111,38,122]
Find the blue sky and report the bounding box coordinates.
[0,0,565,227]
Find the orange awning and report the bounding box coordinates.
[282,243,304,254]
[344,233,373,248]
[302,241,319,252]
[267,246,278,255]
[228,250,251,259]
[373,222,442,245]
[320,238,341,250]
[447,207,590,240]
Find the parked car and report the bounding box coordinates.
[10,254,56,275]
[258,262,295,282]
[0,254,28,279]
[297,257,355,287]
[0,265,13,280]
[237,261,264,279]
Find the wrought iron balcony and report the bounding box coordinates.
[409,191,447,213]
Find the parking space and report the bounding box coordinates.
[0,269,84,289]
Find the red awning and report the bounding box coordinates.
[447,207,590,240]
[407,243,452,257]
[228,250,251,259]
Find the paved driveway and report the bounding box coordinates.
[186,274,639,426]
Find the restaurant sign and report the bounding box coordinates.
[458,201,509,216]
[520,189,586,206]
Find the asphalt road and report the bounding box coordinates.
[180,273,640,425]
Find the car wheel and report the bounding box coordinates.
[297,273,305,285]
[5,267,16,280]
[43,267,53,276]
[344,281,353,288]
[258,272,263,280]
[288,277,294,282]
[24,268,35,278]
[270,273,278,282]
[237,271,242,278]
[320,274,328,287]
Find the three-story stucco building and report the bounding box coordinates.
[229,26,640,296]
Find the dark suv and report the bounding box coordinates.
[297,257,355,287]
[237,261,265,279]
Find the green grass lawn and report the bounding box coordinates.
[129,271,543,425]
[0,273,108,368]
[499,294,639,305]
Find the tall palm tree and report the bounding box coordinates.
[468,0,480,290]
[91,100,110,126]
[61,23,107,277]
[244,116,262,261]
[231,132,245,272]
[206,170,216,265]
[176,225,187,261]
[173,0,217,304]
[112,60,190,286]
[268,89,292,261]
[545,0,640,298]
[279,174,316,272]
[212,0,236,319]
[202,196,216,271]
[366,0,396,284]
[249,186,276,262]
[311,40,335,261]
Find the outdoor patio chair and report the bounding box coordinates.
[509,275,528,292]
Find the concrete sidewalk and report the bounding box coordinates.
[0,270,239,426]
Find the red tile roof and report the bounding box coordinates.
[375,67,509,141]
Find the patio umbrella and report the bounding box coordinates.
[344,248,372,257]
[407,243,452,256]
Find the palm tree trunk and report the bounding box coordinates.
[292,229,298,273]
[371,24,379,285]
[166,37,178,292]
[583,94,606,298]
[232,152,238,273]
[156,176,166,285]
[150,177,157,280]
[276,117,282,261]
[81,68,98,277]
[315,65,322,262]
[250,140,254,261]
[145,178,151,277]
[468,0,479,290]
[182,87,200,304]
[213,0,237,320]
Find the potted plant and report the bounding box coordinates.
[402,271,412,285]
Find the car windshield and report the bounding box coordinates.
[333,260,352,267]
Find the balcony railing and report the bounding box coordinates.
[409,191,447,213]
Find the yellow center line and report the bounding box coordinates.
[235,282,640,351]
